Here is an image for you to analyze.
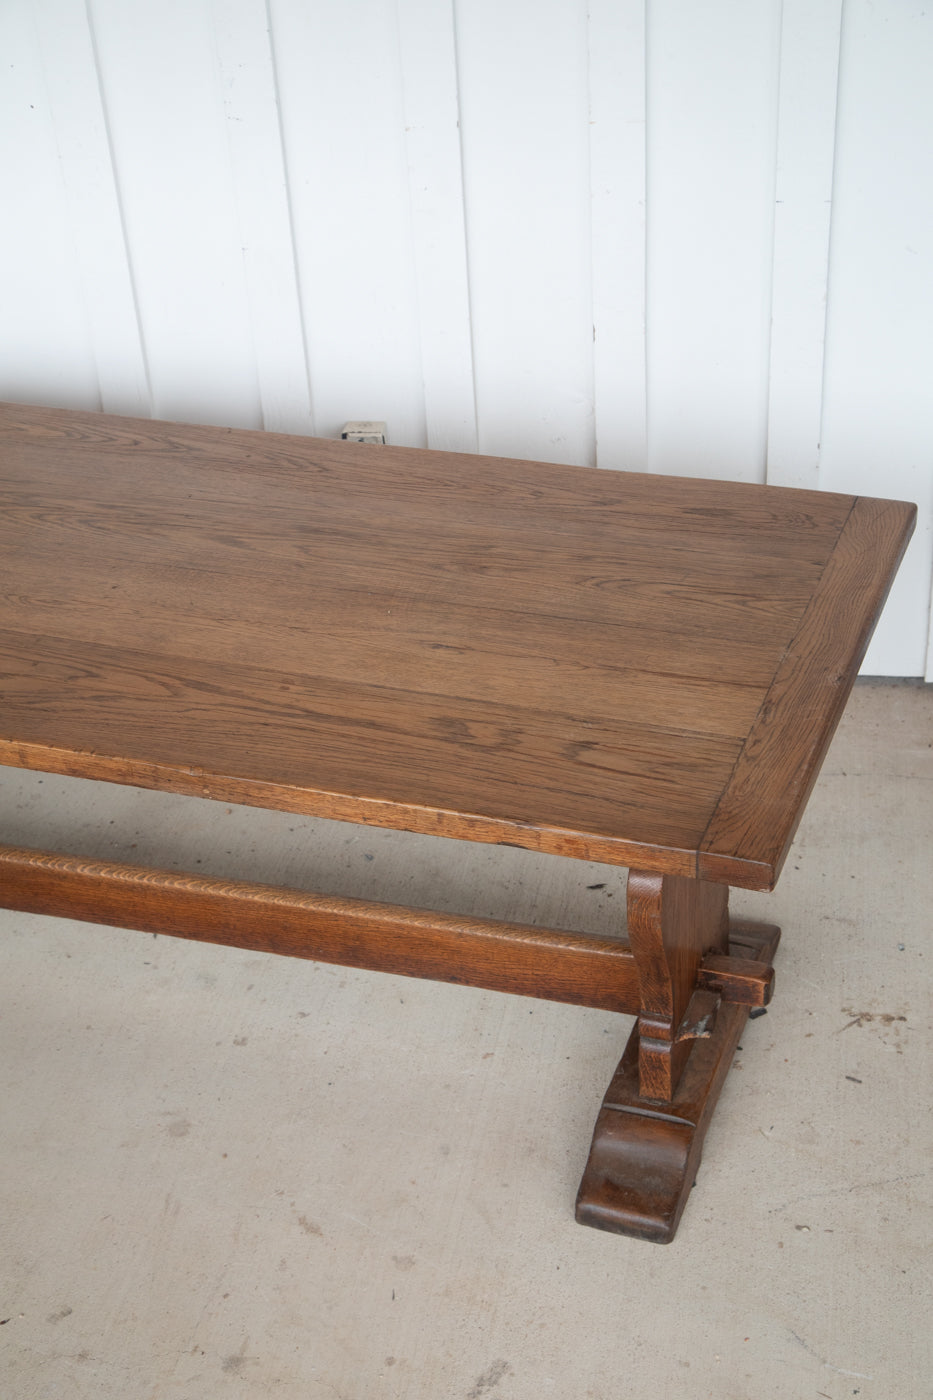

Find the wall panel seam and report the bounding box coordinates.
[450,0,481,452]
[82,0,153,415]
[263,0,317,435]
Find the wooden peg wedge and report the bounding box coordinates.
[697,953,775,1006]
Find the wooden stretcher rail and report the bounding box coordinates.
[0,845,774,1012]
[0,843,643,1014]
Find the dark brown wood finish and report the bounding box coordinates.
[700,496,917,888]
[0,403,916,1242]
[0,402,914,887]
[575,920,782,1243]
[0,843,643,1014]
[697,952,774,1006]
[626,871,729,1101]
[0,843,769,1018]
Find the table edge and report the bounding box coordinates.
[0,738,700,880]
[699,494,918,889]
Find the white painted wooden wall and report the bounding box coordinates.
[1,0,931,675]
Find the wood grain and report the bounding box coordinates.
[0,842,641,1014]
[626,871,729,1100]
[697,952,773,1006]
[701,496,918,887]
[575,920,782,1241]
[0,403,916,887]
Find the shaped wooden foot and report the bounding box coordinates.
[576,918,780,1243]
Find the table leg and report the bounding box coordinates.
[575,867,780,1242]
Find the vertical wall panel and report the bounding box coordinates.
[646,0,783,482]
[211,0,314,437]
[455,0,594,467]
[588,0,647,472]
[268,0,426,446]
[88,0,261,427]
[31,0,150,417]
[397,0,477,454]
[0,1,99,409]
[818,1,933,675]
[765,0,842,491]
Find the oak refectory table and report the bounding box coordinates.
[0,403,916,1242]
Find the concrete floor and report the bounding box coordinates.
[0,679,930,1399]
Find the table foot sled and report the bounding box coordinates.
[576,907,780,1243]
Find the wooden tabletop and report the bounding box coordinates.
[0,404,915,890]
